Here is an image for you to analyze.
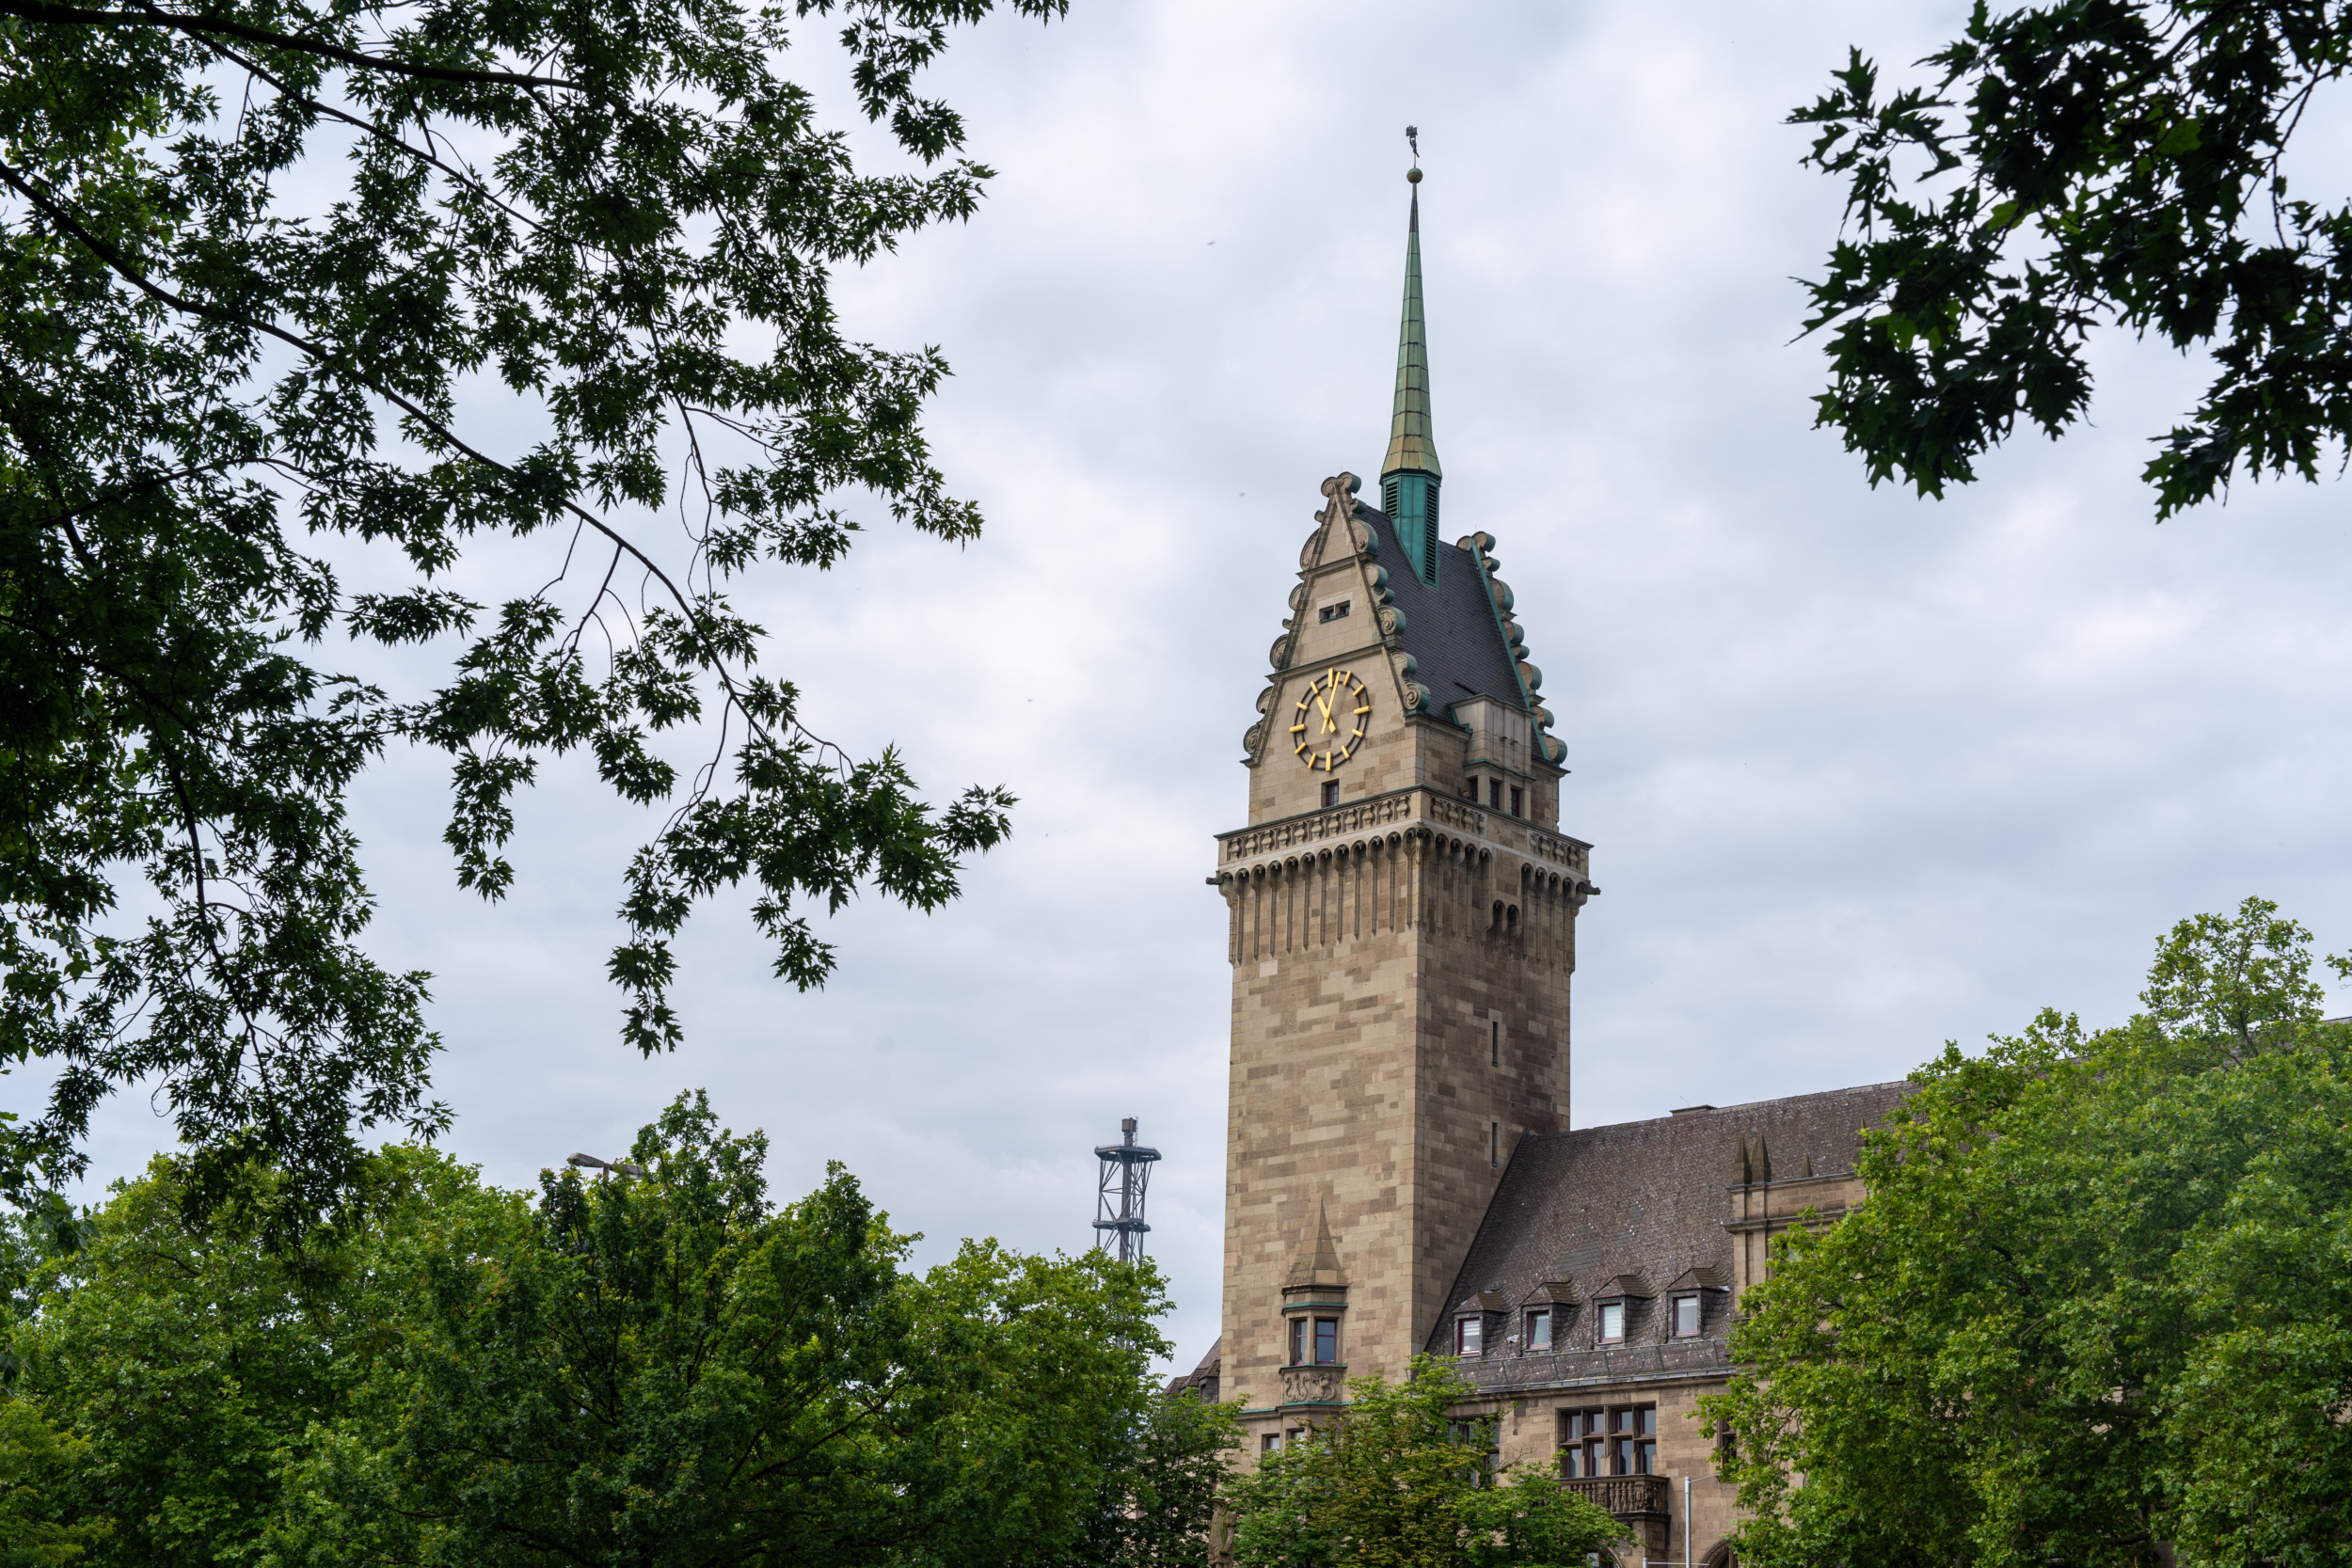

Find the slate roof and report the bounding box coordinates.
[1424,1080,1915,1362]
[1166,1336,1221,1402]
[1353,500,1526,719]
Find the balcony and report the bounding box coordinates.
[1561,1473,1670,1520]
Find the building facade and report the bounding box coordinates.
[1183,169,1908,1563]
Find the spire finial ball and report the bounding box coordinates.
[1406,166,1422,184]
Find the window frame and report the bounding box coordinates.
[1597,1300,1626,1344]
[1606,1405,1659,1475]
[1508,784,1523,817]
[1524,1306,1552,1352]
[1670,1292,1702,1338]
[1451,1418,1500,1488]
[1454,1315,1483,1356]
[1321,780,1340,808]
[1559,1406,1605,1479]
[1312,1317,1339,1365]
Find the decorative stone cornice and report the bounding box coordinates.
[1215,785,1592,877]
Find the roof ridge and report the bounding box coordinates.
[1538,1077,1915,1137]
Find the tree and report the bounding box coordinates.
[1057,1384,1240,1568]
[0,0,1050,1216]
[1707,897,2352,1567]
[2,1141,516,1566]
[1225,1356,1625,1568]
[1794,3,2352,517]
[5,1092,1188,1567]
[0,1403,105,1567]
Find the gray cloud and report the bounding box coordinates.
[61,0,2352,1375]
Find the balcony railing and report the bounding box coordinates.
[1560,1474,1670,1519]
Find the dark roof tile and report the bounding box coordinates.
[1355,502,1524,718]
[1424,1080,1915,1355]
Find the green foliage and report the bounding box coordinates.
[1056,1385,1242,1568]
[0,0,1049,1217]
[1793,2,2352,516]
[0,1402,105,1567]
[8,1143,521,1565]
[7,1092,1192,1568]
[1708,896,2352,1567]
[1226,1356,1623,1568]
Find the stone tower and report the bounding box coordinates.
[1212,166,1597,1444]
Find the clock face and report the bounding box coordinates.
[1291,667,1372,770]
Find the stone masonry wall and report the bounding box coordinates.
[1216,802,1583,1430]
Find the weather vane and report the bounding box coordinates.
[1406,125,1422,183]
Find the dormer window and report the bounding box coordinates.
[1454,1291,1507,1355]
[1318,599,1351,623]
[1663,1268,1727,1340]
[1590,1275,1653,1345]
[1524,1307,1551,1351]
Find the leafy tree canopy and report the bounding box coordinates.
[1795,1,2352,516]
[1708,897,2352,1567]
[0,0,1048,1217]
[0,1091,1202,1567]
[1225,1356,1625,1568]
[1054,1382,1241,1568]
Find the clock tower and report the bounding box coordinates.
[1211,163,1597,1441]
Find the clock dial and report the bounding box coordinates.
[1291,667,1372,770]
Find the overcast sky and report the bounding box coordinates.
[65,0,2352,1371]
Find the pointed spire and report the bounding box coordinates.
[1378,131,1446,587]
[1284,1195,1349,1288]
[1381,161,1441,483]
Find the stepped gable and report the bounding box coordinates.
[1423,1080,1915,1359]
[1353,499,1524,713]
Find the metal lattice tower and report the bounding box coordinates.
[1092,1117,1161,1264]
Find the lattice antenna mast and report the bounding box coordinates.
[1092,1117,1161,1264]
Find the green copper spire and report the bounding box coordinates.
[1381,182,1440,482]
[1382,133,1443,586]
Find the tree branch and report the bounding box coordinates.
[0,0,580,88]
